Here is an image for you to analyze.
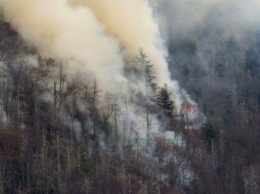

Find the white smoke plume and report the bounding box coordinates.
[0,0,185,111]
[68,0,172,84]
[0,0,127,91]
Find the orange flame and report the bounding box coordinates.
[187,106,195,114]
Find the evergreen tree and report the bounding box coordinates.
[156,84,175,116]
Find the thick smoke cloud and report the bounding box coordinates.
[0,0,185,111]
[68,0,172,84]
[0,0,126,91]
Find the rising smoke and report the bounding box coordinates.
[0,0,186,112]
[0,0,127,91]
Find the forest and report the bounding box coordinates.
[0,0,259,194]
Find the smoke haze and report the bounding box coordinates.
[159,0,260,42]
[146,0,260,91]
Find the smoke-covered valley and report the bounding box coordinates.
[0,0,259,193]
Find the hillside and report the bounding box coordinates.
[0,0,260,194]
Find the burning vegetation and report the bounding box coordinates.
[0,0,258,193]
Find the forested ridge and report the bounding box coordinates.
[0,21,196,194]
[0,6,260,194]
[167,10,260,193]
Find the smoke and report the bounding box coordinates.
[151,0,260,85]
[0,0,127,91]
[149,0,260,125]
[0,0,187,111]
[68,0,171,83]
